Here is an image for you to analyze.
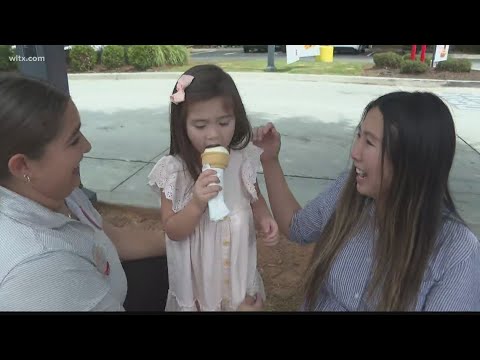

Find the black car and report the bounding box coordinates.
[243,45,286,53]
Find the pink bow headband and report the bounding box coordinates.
[170,74,194,105]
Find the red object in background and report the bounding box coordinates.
[420,45,427,62]
[411,45,417,60]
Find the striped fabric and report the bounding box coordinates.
[290,173,480,311]
[0,185,127,311]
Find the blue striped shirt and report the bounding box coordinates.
[0,186,127,311]
[290,173,480,311]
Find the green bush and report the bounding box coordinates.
[101,45,125,69]
[70,45,97,72]
[373,52,404,69]
[127,45,165,70]
[436,58,471,72]
[0,45,16,71]
[123,45,131,64]
[160,45,189,65]
[402,53,432,65]
[453,45,480,54]
[96,48,103,64]
[400,60,428,74]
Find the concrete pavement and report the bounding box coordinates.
[70,72,480,237]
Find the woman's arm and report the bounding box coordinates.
[422,239,480,311]
[253,123,301,237]
[261,158,301,237]
[103,221,166,261]
[254,123,347,244]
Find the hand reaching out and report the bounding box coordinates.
[237,294,264,311]
[252,122,281,163]
[258,216,279,246]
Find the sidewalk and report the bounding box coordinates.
[70,72,480,238]
[69,71,480,89]
[449,53,480,60]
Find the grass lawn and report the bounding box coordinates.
[161,59,366,76]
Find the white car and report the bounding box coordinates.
[333,45,370,53]
[64,45,104,50]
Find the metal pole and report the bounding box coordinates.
[431,45,437,67]
[420,45,427,62]
[410,45,417,60]
[16,45,69,94]
[16,45,97,203]
[265,45,276,72]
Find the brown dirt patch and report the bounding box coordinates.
[95,202,315,311]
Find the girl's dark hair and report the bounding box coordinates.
[169,64,252,180]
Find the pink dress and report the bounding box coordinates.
[148,143,266,311]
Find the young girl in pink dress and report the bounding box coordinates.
[148,65,278,311]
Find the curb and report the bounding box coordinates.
[68,72,480,89]
[68,72,182,81]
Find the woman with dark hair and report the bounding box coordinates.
[254,91,480,311]
[0,74,167,311]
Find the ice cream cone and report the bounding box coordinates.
[201,146,230,221]
[201,146,230,169]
